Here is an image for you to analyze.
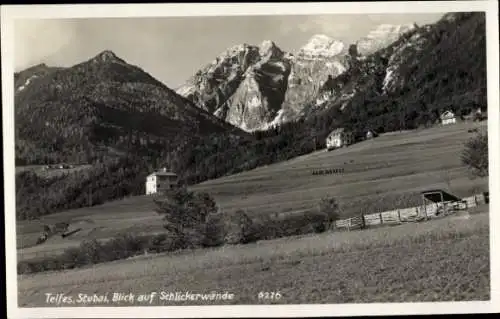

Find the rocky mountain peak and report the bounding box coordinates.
[357,24,416,55]
[31,63,48,69]
[92,50,125,64]
[298,34,346,59]
[367,24,415,37]
[441,13,459,22]
[258,40,284,59]
[223,43,253,56]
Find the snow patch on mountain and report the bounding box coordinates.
[315,90,333,106]
[382,69,395,92]
[176,84,195,97]
[298,34,346,59]
[176,24,423,131]
[16,75,39,92]
[259,109,286,131]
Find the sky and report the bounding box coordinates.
[14,13,444,89]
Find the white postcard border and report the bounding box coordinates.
[2,1,499,318]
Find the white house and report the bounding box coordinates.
[366,130,378,140]
[326,128,354,150]
[440,110,457,125]
[145,168,178,195]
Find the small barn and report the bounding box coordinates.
[420,189,464,218]
[440,110,457,125]
[326,128,354,151]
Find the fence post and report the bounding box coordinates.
[397,210,401,223]
[474,195,478,206]
[361,214,366,229]
[379,213,383,224]
[347,218,351,231]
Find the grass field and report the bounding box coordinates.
[192,121,488,217]
[17,210,489,306]
[16,121,488,261]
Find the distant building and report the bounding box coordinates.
[440,110,457,125]
[326,128,354,150]
[366,130,378,140]
[145,168,178,195]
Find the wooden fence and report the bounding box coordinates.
[334,193,487,231]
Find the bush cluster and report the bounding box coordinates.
[18,191,341,274]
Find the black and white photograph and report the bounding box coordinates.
[2,1,499,317]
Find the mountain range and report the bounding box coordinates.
[176,22,417,132]
[14,12,486,219]
[14,50,246,166]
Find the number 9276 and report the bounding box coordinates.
[257,291,282,300]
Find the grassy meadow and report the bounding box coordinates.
[17,210,489,306]
[16,121,488,261]
[192,121,488,217]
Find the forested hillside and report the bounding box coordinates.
[14,51,246,220]
[15,12,486,219]
[322,12,486,134]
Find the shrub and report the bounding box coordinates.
[250,213,277,241]
[154,187,219,248]
[17,261,35,274]
[102,234,142,260]
[19,233,156,274]
[461,132,488,178]
[246,209,329,242]
[43,224,51,233]
[307,210,329,233]
[79,239,103,264]
[318,196,341,229]
[203,212,226,247]
[60,247,82,268]
[224,209,258,244]
[147,233,170,253]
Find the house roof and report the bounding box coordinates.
[328,128,346,136]
[440,110,455,119]
[148,170,177,177]
[421,189,461,203]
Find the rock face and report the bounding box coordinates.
[176,44,261,114]
[311,27,424,115]
[297,34,345,59]
[177,35,347,131]
[357,24,416,56]
[280,35,347,122]
[177,23,424,132]
[223,41,292,131]
[177,41,292,131]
